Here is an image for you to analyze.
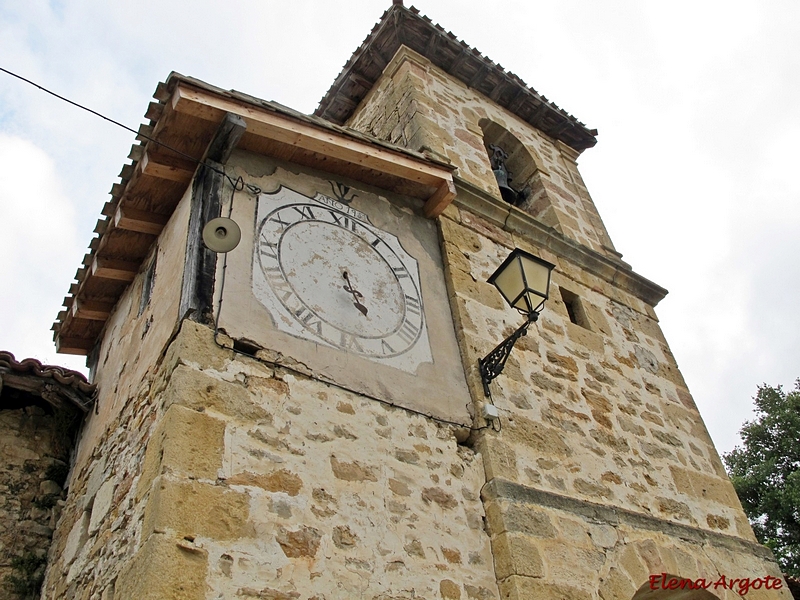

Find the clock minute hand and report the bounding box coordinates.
[342,271,368,317]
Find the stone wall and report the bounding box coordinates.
[0,404,70,600]
[438,204,747,531]
[348,47,619,260]
[70,182,193,472]
[41,184,193,598]
[345,44,790,597]
[40,40,791,599]
[45,320,499,599]
[436,198,789,597]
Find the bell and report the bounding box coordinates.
[489,144,519,205]
[493,164,518,204]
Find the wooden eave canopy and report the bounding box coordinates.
[53,74,457,356]
[0,351,95,413]
[316,3,599,152]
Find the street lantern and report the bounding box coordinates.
[479,248,555,396]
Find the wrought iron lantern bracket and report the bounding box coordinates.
[479,311,539,397]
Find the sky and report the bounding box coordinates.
[0,0,798,457]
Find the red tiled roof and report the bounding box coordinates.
[0,351,95,411]
[316,3,598,151]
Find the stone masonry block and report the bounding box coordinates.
[163,365,270,422]
[162,319,233,374]
[564,322,604,354]
[143,478,250,541]
[599,567,636,600]
[484,500,556,539]
[492,532,545,579]
[62,511,90,566]
[618,544,649,584]
[499,576,592,600]
[502,415,572,458]
[478,437,519,481]
[439,216,483,253]
[442,240,473,276]
[115,533,208,600]
[88,479,115,535]
[137,404,226,501]
[669,466,739,508]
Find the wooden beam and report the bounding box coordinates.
[71,299,115,321]
[423,179,457,218]
[114,206,169,235]
[447,48,472,75]
[55,336,94,355]
[180,159,223,323]
[91,258,139,282]
[171,85,452,188]
[348,71,374,92]
[140,150,195,183]
[204,112,247,164]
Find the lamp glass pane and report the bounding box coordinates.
[520,254,552,298]
[521,291,545,313]
[513,293,535,312]
[492,258,524,307]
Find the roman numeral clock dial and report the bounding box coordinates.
[252,186,432,373]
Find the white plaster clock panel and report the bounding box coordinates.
[253,186,432,374]
[215,161,471,425]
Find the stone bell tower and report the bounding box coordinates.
[41,3,788,599]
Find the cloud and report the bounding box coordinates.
[0,134,86,372]
[0,0,799,454]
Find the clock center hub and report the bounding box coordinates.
[278,222,405,338]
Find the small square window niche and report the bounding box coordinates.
[559,287,591,330]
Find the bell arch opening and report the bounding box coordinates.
[478,119,541,206]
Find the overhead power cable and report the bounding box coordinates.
[0,65,261,195]
[2,65,491,433]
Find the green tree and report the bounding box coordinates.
[723,381,800,577]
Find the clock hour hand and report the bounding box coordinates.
[342,271,368,317]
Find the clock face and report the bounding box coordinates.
[253,186,432,371]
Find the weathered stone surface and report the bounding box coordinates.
[237,587,300,599]
[479,438,518,481]
[503,415,572,458]
[449,267,505,310]
[143,479,249,540]
[276,525,322,558]
[599,567,636,600]
[485,501,556,538]
[330,456,377,482]
[442,547,462,564]
[706,514,731,530]
[137,404,225,500]
[162,319,233,373]
[421,487,458,509]
[440,579,462,599]
[163,365,270,421]
[499,576,592,600]
[669,466,739,507]
[564,322,605,353]
[115,533,208,600]
[573,478,613,499]
[656,497,695,522]
[227,469,303,496]
[491,532,544,579]
[332,525,359,549]
[88,479,116,535]
[617,415,645,436]
[618,544,649,585]
[62,511,90,567]
[0,405,73,594]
